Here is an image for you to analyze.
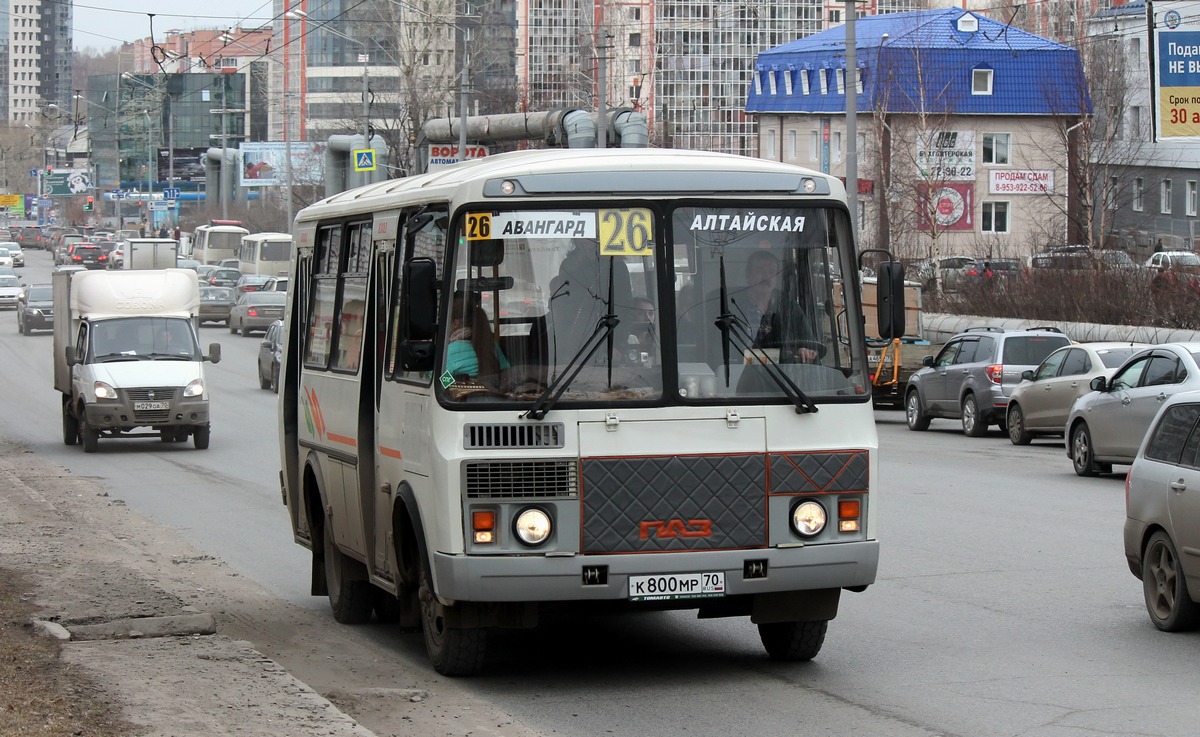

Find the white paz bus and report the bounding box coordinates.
[191,220,249,265]
[278,148,906,675]
[238,232,293,275]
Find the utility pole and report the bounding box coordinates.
[597,25,612,148]
[458,3,471,161]
[845,0,859,234]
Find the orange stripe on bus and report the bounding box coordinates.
[379,446,402,459]
[326,433,357,447]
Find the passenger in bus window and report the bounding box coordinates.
[445,293,510,381]
[731,250,818,363]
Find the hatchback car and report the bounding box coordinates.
[206,268,242,288]
[16,282,53,334]
[261,276,290,292]
[1123,391,1200,632]
[16,226,43,249]
[905,326,1073,436]
[67,244,108,270]
[198,286,236,326]
[1144,250,1200,273]
[913,255,977,292]
[229,291,286,336]
[257,320,284,392]
[0,275,23,309]
[234,274,271,293]
[1066,343,1200,476]
[1006,342,1146,445]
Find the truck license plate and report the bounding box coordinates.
[628,572,725,601]
[134,401,170,411]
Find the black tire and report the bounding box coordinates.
[271,365,280,394]
[229,322,238,334]
[1007,403,1032,445]
[419,566,487,676]
[757,620,829,661]
[259,365,271,390]
[1071,422,1098,477]
[193,425,210,450]
[1142,531,1200,632]
[62,405,78,446]
[905,390,930,431]
[241,325,253,337]
[160,428,176,443]
[19,316,28,335]
[322,524,374,624]
[961,394,987,437]
[79,414,99,453]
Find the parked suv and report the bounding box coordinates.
[904,326,1072,436]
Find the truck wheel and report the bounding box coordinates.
[79,415,99,453]
[905,390,930,431]
[322,526,373,624]
[62,406,79,446]
[757,620,828,661]
[419,566,487,676]
[961,394,988,437]
[193,425,211,450]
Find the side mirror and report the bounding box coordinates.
[874,261,907,340]
[922,355,935,367]
[207,343,222,364]
[399,257,438,371]
[1021,369,1034,381]
[65,346,77,365]
[1090,376,1107,392]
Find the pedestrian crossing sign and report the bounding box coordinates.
[353,149,376,172]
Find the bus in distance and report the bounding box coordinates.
[191,220,249,265]
[238,232,292,276]
[277,148,906,675]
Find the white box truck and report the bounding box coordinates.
[53,268,221,452]
[123,238,179,269]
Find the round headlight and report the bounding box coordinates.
[791,500,827,537]
[514,507,552,546]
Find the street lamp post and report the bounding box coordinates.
[144,110,153,227]
[286,10,369,140]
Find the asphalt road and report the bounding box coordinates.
[2,247,1197,737]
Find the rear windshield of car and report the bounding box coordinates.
[214,269,241,279]
[248,292,287,304]
[201,287,234,300]
[1001,335,1071,365]
[1097,348,1139,368]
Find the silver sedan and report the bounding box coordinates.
[1006,341,1145,445]
[1066,342,1200,476]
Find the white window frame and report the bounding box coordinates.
[1161,179,1173,214]
[1133,177,1144,212]
[1188,180,1198,216]
[783,71,793,95]
[753,72,762,96]
[836,68,845,95]
[768,70,777,95]
[819,69,828,95]
[787,130,797,160]
[972,68,993,95]
[800,69,810,95]
[809,131,820,161]
[981,133,1011,165]
[1106,176,1118,211]
[766,128,777,160]
[855,67,864,94]
[981,201,1010,234]
[833,132,842,163]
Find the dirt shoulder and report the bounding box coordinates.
[0,439,537,737]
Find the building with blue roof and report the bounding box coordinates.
[746,8,1092,264]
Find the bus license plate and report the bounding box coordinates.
[628,572,725,601]
[134,401,170,411]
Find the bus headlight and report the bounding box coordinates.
[93,381,118,400]
[514,507,552,546]
[791,500,827,537]
[183,378,205,397]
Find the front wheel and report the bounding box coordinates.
[259,366,271,390]
[1071,422,1098,477]
[757,620,828,661]
[192,425,210,450]
[961,394,987,437]
[905,391,930,431]
[1143,531,1200,632]
[1007,403,1032,445]
[79,414,99,453]
[419,566,487,676]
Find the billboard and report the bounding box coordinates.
[239,141,327,187]
[158,147,209,183]
[42,170,92,196]
[916,131,976,181]
[1153,1,1200,139]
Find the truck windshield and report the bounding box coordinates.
[90,317,200,361]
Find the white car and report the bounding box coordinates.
[0,247,14,269]
[0,274,23,309]
[1066,343,1200,476]
[0,241,22,267]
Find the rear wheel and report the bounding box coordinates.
[1142,531,1200,632]
[961,394,987,437]
[229,321,238,334]
[905,390,930,431]
[1071,422,1098,477]
[241,325,252,337]
[271,365,280,394]
[192,425,210,450]
[757,620,828,661]
[419,566,487,676]
[1007,403,1032,445]
[62,404,78,446]
[322,524,373,624]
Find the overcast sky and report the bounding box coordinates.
[73,0,276,52]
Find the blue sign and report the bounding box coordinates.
[163,187,181,200]
[353,149,377,172]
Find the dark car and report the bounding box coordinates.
[16,283,53,335]
[67,244,109,270]
[234,274,271,294]
[16,227,44,250]
[55,235,87,265]
[257,320,284,392]
[206,268,242,288]
[199,286,237,326]
[905,326,1073,436]
[229,291,286,336]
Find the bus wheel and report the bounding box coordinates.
[322,528,373,624]
[419,567,486,676]
[757,620,828,662]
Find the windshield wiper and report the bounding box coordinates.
[94,352,146,362]
[525,259,621,421]
[145,352,194,361]
[712,256,817,415]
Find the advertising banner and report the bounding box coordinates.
[916,183,975,231]
[426,144,491,172]
[42,170,92,196]
[989,170,1054,194]
[158,147,209,183]
[1153,1,1200,139]
[239,141,327,187]
[916,131,976,181]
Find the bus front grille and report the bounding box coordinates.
[464,423,565,449]
[464,459,578,499]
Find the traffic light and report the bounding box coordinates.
[84,195,94,211]
[46,164,53,175]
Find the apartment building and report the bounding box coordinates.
[4,0,72,123]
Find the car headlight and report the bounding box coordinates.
[513,507,552,546]
[28,308,41,316]
[93,381,118,400]
[790,500,827,537]
[183,378,205,397]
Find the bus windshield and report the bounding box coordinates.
[437,204,865,405]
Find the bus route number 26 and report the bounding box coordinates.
[599,208,652,257]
